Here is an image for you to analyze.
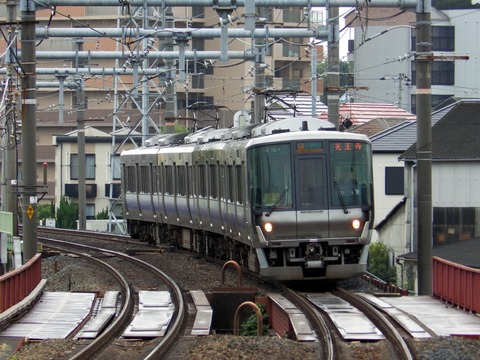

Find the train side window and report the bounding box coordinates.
[227,165,235,203]
[139,166,150,193]
[177,165,186,196]
[198,164,207,197]
[236,164,243,204]
[165,165,173,195]
[219,164,225,200]
[154,165,162,194]
[159,164,164,194]
[209,164,218,199]
[149,164,154,194]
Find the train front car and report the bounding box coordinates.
[247,130,374,281]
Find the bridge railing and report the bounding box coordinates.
[0,253,42,313]
[433,256,480,314]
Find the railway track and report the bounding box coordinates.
[9,228,420,359]
[335,288,413,360]
[38,235,186,359]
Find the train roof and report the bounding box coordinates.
[251,117,335,137]
[121,117,370,157]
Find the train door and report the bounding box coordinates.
[294,155,329,238]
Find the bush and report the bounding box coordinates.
[367,241,397,284]
[56,196,78,229]
[240,303,269,336]
[95,207,109,220]
[37,202,55,221]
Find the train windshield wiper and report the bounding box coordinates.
[266,187,288,217]
[334,181,349,214]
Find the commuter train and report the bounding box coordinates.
[120,117,374,281]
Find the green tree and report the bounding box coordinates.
[367,241,397,284]
[56,196,78,229]
[37,202,55,222]
[317,59,353,104]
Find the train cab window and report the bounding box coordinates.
[330,141,372,208]
[248,144,293,209]
[297,158,325,209]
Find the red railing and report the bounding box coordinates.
[433,256,480,314]
[0,253,42,313]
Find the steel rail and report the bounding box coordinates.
[40,241,134,360]
[282,286,335,360]
[39,236,186,359]
[335,287,413,360]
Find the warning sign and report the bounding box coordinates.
[27,204,34,220]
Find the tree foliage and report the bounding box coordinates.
[240,303,269,336]
[317,59,352,87]
[37,202,55,221]
[56,196,78,229]
[317,59,352,104]
[95,207,109,220]
[367,241,397,284]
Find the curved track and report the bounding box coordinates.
[335,288,413,360]
[39,236,186,359]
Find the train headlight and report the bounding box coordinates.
[352,219,362,230]
[263,222,273,233]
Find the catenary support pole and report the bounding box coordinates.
[415,0,432,296]
[76,38,87,231]
[4,0,18,237]
[20,0,38,261]
[327,3,340,129]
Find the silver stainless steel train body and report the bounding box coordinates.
[120,117,374,281]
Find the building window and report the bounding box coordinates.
[191,74,204,89]
[433,207,476,245]
[192,6,204,18]
[412,26,455,52]
[385,167,404,195]
[70,154,95,180]
[411,61,454,86]
[105,184,121,198]
[112,154,121,180]
[283,8,302,23]
[411,94,453,114]
[86,204,95,220]
[283,37,300,57]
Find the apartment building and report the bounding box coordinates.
[346,7,480,113]
[0,4,323,218]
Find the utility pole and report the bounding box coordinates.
[253,13,267,124]
[20,0,37,261]
[76,37,86,230]
[311,47,317,117]
[164,7,176,135]
[4,0,18,236]
[415,0,432,296]
[327,3,340,129]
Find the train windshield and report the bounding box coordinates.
[329,141,372,208]
[248,143,293,209]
